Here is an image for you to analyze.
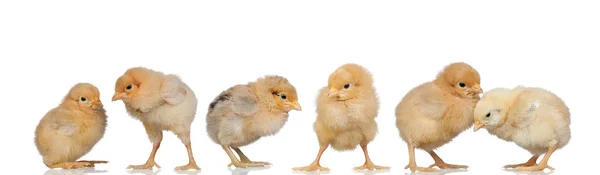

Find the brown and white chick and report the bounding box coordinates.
[112,67,200,170]
[206,75,301,168]
[474,86,570,171]
[293,63,389,172]
[35,83,108,169]
[395,62,483,172]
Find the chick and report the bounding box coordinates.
[473,86,570,171]
[112,67,200,170]
[207,75,302,168]
[35,83,108,169]
[293,63,389,172]
[395,62,483,172]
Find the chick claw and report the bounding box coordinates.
[515,164,555,171]
[292,164,330,172]
[175,163,200,171]
[428,162,468,169]
[354,164,390,171]
[404,164,438,172]
[127,161,161,170]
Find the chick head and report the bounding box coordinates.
[327,63,373,101]
[65,83,103,110]
[435,62,483,99]
[262,75,302,112]
[473,88,512,132]
[112,67,152,102]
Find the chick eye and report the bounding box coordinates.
[486,112,491,117]
[344,84,350,89]
[80,97,86,102]
[126,84,132,90]
[458,82,466,88]
[280,94,287,100]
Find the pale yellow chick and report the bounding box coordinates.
[35,83,107,169]
[112,67,200,170]
[293,63,389,172]
[206,75,302,168]
[396,62,483,172]
[474,86,570,171]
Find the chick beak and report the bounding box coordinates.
[473,121,486,132]
[472,84,483,94]
[292,102,302,111]
[328,89,338,98]
[112,92,125,101]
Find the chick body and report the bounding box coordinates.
[294,63,388,172]
[113,67,200,170]
[207,75,301,168]
[35,83,107,169]
[474,86,570,171]
[395,62,482,172]
[314,86,378,151]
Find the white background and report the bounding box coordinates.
[1,1,599,175]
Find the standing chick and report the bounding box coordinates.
[395,62,483,172]
[207,75,302,168]
[293,63,389,172]
[35,83,108,169]
[473,86,570,171]
[112,67,200,170]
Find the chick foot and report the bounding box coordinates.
[292,164,330,172]
[77,160,108,167]
[354,163,390,171]
[504,156,539,169]
[515,164,554,171]
[49,162,92,169]
[128,161,161,170]
[404,164,438,172]
[428,162,468,169]
[175,163,201,170]
[227,162,265,168]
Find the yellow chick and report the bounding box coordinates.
[206,75,302,168]
[473,86,570,171]
[112,67,200,170]
[395,62,483,172]
[293,63,389,172]
[35,83,108,169]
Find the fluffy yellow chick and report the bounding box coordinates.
[206,75,301,168]
[35,83,108,169]
[473,86,570,171]
[112,67,200,170]
[293,63,389,172]
[395,62,483,172]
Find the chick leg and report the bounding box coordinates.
[292,144,330,171]
[175,133,201,170]
[427,150,469,169]
[47,162,93,169]
[404,141,437,172]
[222,145,263,168]
[515,144,557,171]
[353,144,390,171]
[231,147,271,167]
[504,155,539,169]
[128,126,162,170]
